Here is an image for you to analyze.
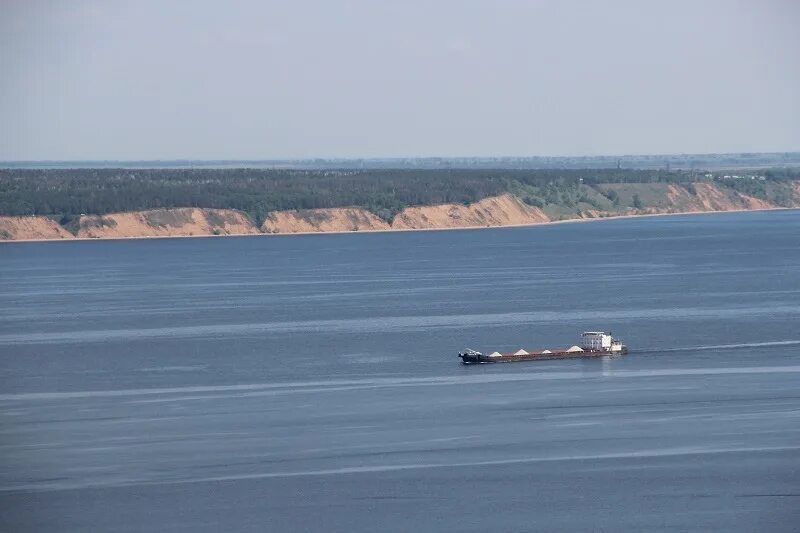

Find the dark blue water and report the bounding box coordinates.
[1,211,799,532]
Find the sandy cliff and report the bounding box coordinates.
[0,216,75,240]
[75,208,258,239]
[599,182,784,217]
[262,193,550,234]
[262,208,389,233]
[259,185,792,236]
[690,183,771,211]
[2,182,798,241]
[391,193,550,230]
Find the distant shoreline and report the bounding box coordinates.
[2,206,796,245]
[2,150,799,170]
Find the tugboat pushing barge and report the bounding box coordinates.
[458,331,627,364]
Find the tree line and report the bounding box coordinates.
[1,167,797,224]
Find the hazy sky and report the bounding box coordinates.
[1,0,798,160]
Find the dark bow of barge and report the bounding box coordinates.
[458,331,627,364]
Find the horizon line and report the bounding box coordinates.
[2,150,800,165]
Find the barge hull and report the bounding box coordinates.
[459,349,626,364]
[457,332,627,364]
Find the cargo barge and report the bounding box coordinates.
[458,331,627,364]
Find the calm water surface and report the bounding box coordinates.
[1,211,799,532]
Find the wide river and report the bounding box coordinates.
[1,211,799,532]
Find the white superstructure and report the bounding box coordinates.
[581,331,625,352]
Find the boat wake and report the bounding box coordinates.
[639,340,800,354]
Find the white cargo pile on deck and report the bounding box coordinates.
[566,345,584,352]
[488,351,503,357]
[541,349,552,354]
[514,349,528,355]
